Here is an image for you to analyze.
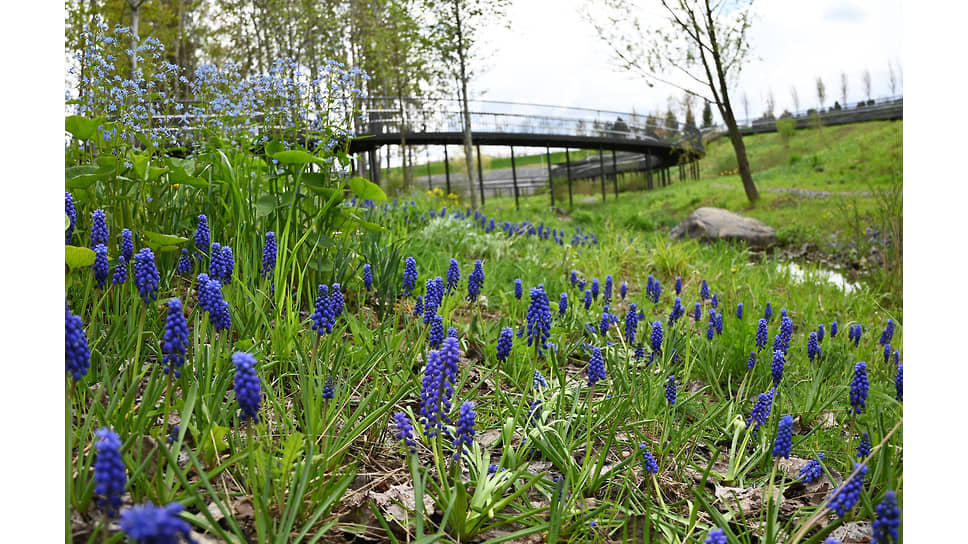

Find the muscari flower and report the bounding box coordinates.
[133,248,160,303]
[827,463,869,517]
[668,296,685,325]
[700,279,709,300]
[310,284,334,335]
[120,228,133,262]
[706,313,716,340]
[694,302,702,323]
[94,427,126,518]
[831,320,838,338]
[322,375,335,399]
[93,244,109,289]
[880,319,895,346]
[65,192,76,244]
[91,208,109,249]
[773,415,794,459]
[817,323,825,344]
[711,293,718,309]
[261,232,276,278]
[747,387,775,436]
[467,260,484,302]
[705,528,727,544]
[871,490,900,544]
[849,362,869,415]
[714,311,724,335]
[403,256,418,296]
[600,306,611,336]
[177,248,191,275]
[414,296,423,316]
[639,444,659,474]
[635,342,645,361]
[362,263,373,291]
[446,258,460,295]
[393,412,417,454]
[195,214,209,255]
[853,324,863,347]
[857,432,872,459]
[453,401,476,460]
[736,302,743,319]
[162,298,189,378]
[119,501,196,544]
[807,332,821,362]
[331,283,345,319]
[625,304,639,344]
[570,270,578,287]
[514,279,523,300]
[799,452,826,483]
[764,302,773,322]
[771,350,785,387]
[665,375,677,405]
[533,369,548,389]
[620,281,628,300]
[66,303,91,381]
[584,289,592,310]
[428,314,444,349]
[895,363,903,402]
[525,285,553,355]
[198,278,231,331]
[603,275,613,304]
[232,352,262,423]
[559,292,568,317]
[674,276,682,295]
[420,337,461,437]
[591,278,600,301]
[496,326,513,362]
[650,320,663,356]
[587,346,606,386]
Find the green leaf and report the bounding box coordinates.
[199,425,231,466]
[143,231,189,252]
[348,176,387,202]
[65,115,104,141]
[254,194,278,218]
[147,165,169,181]
[264,139,286,158]
[167,157,196,176]
[66,246,96,270]
[65,214,70,231]
[65,165,101,190]
[273,149,320,166]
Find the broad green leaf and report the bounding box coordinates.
[66,165,101,190]
[167,157,196,177]
[254,194,278,218]
[143,231,189,252]
[65,165,98,180]
[348,176,387,202]
[96,155,118,172]
[66,246,96,270]
[132,154,149,181]
[355,218,387,232]
[273,149,320,166]
[264,139,286,158]
[65,115,104,141]
[147,165,169,181]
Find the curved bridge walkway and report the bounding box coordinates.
[349,98,703,209]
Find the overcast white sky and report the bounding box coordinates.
[472,0,903,123]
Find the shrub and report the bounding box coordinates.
[776,118,796,147]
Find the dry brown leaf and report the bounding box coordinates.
[369,483,436,523]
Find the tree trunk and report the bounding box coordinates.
[453,0,479,210]
[722,111,759,201]
[129,0,142,73]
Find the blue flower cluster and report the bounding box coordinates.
[747,388,775,436]
[772,415,794,459]
[620,281,628,300]
[700,279,709,300]
[119,501,197,544]
[66,304,91,381]
[674,276,682,295]
[773,316,793,355]
[133,248,160,303]
[162,298,190,377]
[198,275,231,331]
[514,278,523,300]
[857,432,872,459]
[603,275,613,304]
[362,263,373,291]
[764,302,773,322]
[817,323,825,343]
[424,277,444,323]
[895,363,903,402]
[112,256,128,285]
[93,244,109,289]
[393,412,417,453]
[639,444,659,474]
[668,297,684,325]
[871,490,900,544]
[647,278,661,304]
[650,321,663,357]
[625,304,639,344]
[559,292,568,317]
[807,332,821,362]
[827,463,868,517]
[446,258,460,295]
[452,401,476,460]
[755,319,768,352]
[711,293,718,309]
[403,256,418,296]
[799,452,825,483]
[879,319,895,346]
[210,243,234,284]
[120,228,133,262]
[525,285,553,355]
[694,302,702,323]
[736,302,743,319]
[849,362,869,415]
[331,283,344,319]
[233,352,262,423]
[533,369,548,389]
[420,337,460,437]
[771,350,785,387]
[587,346,606,386]
[831,320,838,338]
[91,208,109,249]
[195,214,210,255]
[177,248,192,275]
[665,375,677,405]
[848,323,863,347]
[467,260,484,302]
[261,232,276,279]
[311,284,335,335]
[496,327,514,362]
[584,289,593,310]
[322,375,335,399]
[94,427,127,518]
[65,192,76,244]
[428,314,444,349]
[705,528,727,544]
[747,351,757,371]
[591,278,600,301]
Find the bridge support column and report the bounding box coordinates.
[598,147,606,203]
[368,149,381,186]
[444,145,451,195]
[511,146,520,211]
[476,145,485,206]
[565,149,573,208]
[611,150,619,197]
[546,146,555,208]
[645,153,652,190]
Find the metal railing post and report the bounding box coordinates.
[546,146,555,208]
[598,146,606,203]
[611,149,619,196]
[566,148,573,208]
[476,144,485,206]
[511,146,520,211]
[444,145,451,195]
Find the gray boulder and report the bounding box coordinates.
[669,207,775,248]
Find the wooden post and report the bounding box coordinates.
[565,148,573,208]
[546,146,555,208]
[476,144,485,206]
[511,146,520,211]
[444,145,451,195]
[598,147,606,202]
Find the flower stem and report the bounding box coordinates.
[66,379,74,544]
